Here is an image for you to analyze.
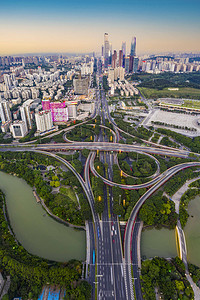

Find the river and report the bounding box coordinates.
[141,227,177,259]
[0,171,86,262]
[184,195,200,267]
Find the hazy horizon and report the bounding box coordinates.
[0,0,200,56]
[2,50,200,58]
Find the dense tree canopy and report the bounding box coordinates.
[141,257,194,300]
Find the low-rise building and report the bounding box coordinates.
[10,120,28,138]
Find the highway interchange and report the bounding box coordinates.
[1,74,200,300]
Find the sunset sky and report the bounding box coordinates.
[0,0,199,55]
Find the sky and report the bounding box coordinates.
[0,0,200,56]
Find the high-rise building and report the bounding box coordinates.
[0,99,12,124]
[35,110,53,132]
[122,42,126,56]
[101,45,104,57]
[133,57,139,73]
[114,68,119,81]
[118,67,125,81]
[146,62,152,72]
[119,50,123,67]
[20,100,32,131]
[125,57,130,73]
[50,102,68,123]
[109,42,112,65]
[104,33,110,68]
[130,37,136,56]
[129,56,134,72]
[42,99,69,123]
[42,99,51,111]
[108,68,114,83]
[122,42,126,67]
[112,50,117,69]
[3,74,12,89]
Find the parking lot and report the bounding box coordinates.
[142,109,200,137]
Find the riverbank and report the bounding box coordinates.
[0,174,91,299]
[0,151,91,227]
[39,193,85,230]
[165,176,200,299]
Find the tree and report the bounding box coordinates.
[54,181,60,187]
[175,280,184,291]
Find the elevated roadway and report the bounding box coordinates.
[24,142,190,158]
[90,151,164,189]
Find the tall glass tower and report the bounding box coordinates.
[130,37,136,56]
[122,42,126,56]
[104,33,109,68]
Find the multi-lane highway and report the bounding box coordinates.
[80,85,128,300]
[96,90,128,300]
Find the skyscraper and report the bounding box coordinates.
[101,45,104,57]
[133,57,139,73]
[125,57,130,73]
[109,42,112,65]
[119,50,123,67]
[130,37,136,56]
[122,42,126,56]
[109,43,112,56]
[129,55,134,72]
[112,50,117,68]
[122,42,126,68]
[104,33,109,68]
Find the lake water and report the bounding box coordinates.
[0,171,86,262]
[141,227,177,259]
[184,195,200,267]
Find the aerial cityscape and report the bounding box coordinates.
[0,0,200,299]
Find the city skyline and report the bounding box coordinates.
[0,0,200,55]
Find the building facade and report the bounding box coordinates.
[0,99,12,124]
[35,110,53,132]
[10,120,28,138]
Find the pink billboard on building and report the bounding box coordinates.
[50,101,68,123]
[42,99,51,111]
[42,100,68,123]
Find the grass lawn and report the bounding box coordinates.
[59,186,77,202]
[139,87,200,100]
[110,96,119,100]
[182,100,200,109]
